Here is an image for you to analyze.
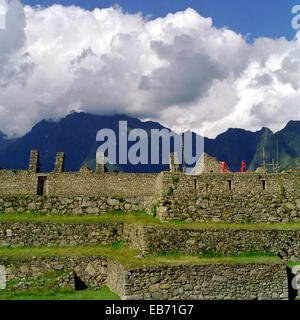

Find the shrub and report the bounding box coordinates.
[244,216,251,223]
[280,185,286,198]
[110,240,124,249]
[171,175,180,183]
[167,187,174,196]
[152,205,157,218]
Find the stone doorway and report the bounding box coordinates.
[37,176,47,196]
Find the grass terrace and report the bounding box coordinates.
[0,211,300,230]
[0,245,283,267]
[0,286,120,300]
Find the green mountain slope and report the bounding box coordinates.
[249,121,300,172]
[285,157,300,171]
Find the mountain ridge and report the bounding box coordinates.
[0,113,299,173]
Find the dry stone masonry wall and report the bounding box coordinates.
[0,256,108,288]
[1,221,300,261]
[0,152,299,300]
[0,221,123,247]
[0,195,148,215]
[0,166,299,225]
[0,170,162,197]
[155,172,300,223]
[117,263,289,300]
[0,256,290,300]
[138,226,300,261]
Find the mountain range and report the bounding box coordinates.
[0,112,299,173]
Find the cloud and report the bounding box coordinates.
[0,2,299,138]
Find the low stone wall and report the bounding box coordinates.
[0,171,37,195]
[0,256,293,300]
[0,170,162,198]
[156,192,300,224]
[0,222,123,247]
[1,221,300,261]
[0,256,108,288]
[139,226,300,261]
[0,194,147,215]
[46,172,162,198]
[155,172,300,224]
[116,263,289,300]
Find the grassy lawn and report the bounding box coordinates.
[0,286,120,300]
[0,245,282,266]
[0,211,300,230]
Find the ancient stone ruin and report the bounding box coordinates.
[0,150,299,300]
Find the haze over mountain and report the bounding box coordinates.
[0,112,299,173]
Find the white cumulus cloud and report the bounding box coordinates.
[0,1,299,138]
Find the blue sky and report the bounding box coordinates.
[22,0,299,41]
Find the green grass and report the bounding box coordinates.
[0,210,159,225]
[0,286,120,300]
[1,211,300,230]
[144,250,282,266]
[0,245,282,266]
[0,244,139,266]
[286,261,300,268]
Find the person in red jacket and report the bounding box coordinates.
[221,161,227,173]
[241,160,246,173]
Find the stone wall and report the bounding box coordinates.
[44,172,162,197]
[1,169,299,225]
[106,260,126,298]
[0,170,162,198]
[0,221,123,247]
[0,194,148,215]
[191,153,230,174]
[122,224,144,253]
[0,256,108,287]
[115,263,289,300]
[1,256,290,300]
[1,221,300,261]
[28,150,40,173]
[54,152,65,173]
[0,171,37,195]
[155,172,300,223]
[138,226,300,261]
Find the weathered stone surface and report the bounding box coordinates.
[153,172,300,224]
[126,225,300,261]
[107,262,289,301]
[0,170,299,225]
[0,256,108,288]
[0,222,122,248]
[0,195,147,216]
[1,221,299,261]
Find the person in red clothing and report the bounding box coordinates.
[241,160,246,173]
[221,161,227,173]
